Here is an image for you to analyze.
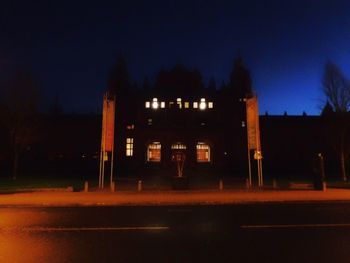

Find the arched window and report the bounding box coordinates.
[147,142,161,162]
[196,142,210,162]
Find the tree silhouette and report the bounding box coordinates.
[142,77,151,90]
[154,64,204,98]
[0,70,40,179]
[322,61,350,181]
[323,61,350,112]
[320,101,334,117]
[49,93,63,116]
[208,77,216,91]
[219,81,227,90]
[229,56,252,99]
[108,56,130,96]
[107,55,133,123]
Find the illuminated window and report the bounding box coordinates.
[193,102,198,108]
[184,102,189,108]
[169,101,174,108]
[148,118,152,125]
[147,142,161,162]
[145,101,150,108]
[171,143,187,150]
[199,98,206,110]
[177,98,182,109]
[152,98,159,109]
[208,102,213,108]
[126,124,135,130]
[161,102,165,108]
[126,138,134,157]
[196,142,210,162]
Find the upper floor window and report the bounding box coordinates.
[176,98,182,109]
[145,98,213,109]
[199,98,207,110]
[152,98,159,109]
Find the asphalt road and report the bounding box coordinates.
[2,203,350,263]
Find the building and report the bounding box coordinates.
[0,62,340,181]
[112,64,252,177]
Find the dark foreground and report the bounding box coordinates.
[1,203,350,263]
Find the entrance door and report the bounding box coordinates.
[171,143,187,161]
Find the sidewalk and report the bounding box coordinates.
[1,188,350,206]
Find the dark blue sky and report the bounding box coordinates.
[1,0,350,115]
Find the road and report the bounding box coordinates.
[1,202,350,262]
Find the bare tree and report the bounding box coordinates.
[322,61,350,181]
[0,70,40,179]
[323,61,350,112]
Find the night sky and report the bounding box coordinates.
[1,0,350,115]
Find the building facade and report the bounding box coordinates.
[114,90,249,177]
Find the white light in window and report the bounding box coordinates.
[193,102,198,108]
[152,98,159,109]
[176,98,182,109]
[199,98,206,110]
[208,102,213,108]
[171,143,187,149]
[145,101,150,108]
[161,102,165,108]
[184,102,189,108]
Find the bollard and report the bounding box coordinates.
[219,179,224,190]
[272,179,277,189]
[322,181,327,191]
[84,181,89,192]
[110,181,115,192]
[138,180,142,191]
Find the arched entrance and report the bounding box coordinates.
[171,142,187,161]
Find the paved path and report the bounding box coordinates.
[2,188,350,206]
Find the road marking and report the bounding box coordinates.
[21,226,170,232]
[241,223,350,229]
